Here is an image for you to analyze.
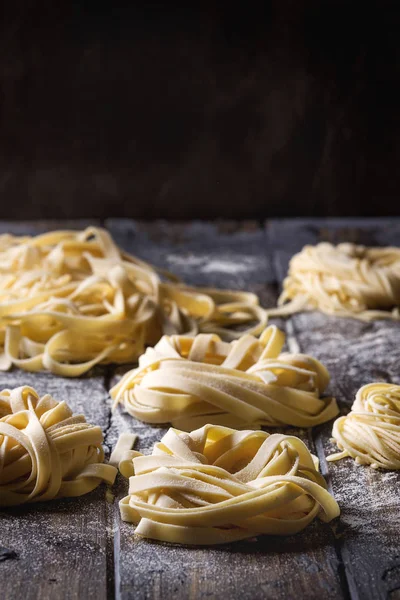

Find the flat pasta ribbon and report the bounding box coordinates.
[111,325,338,430]
[0,227,267,376]
[327,382,400,470]
[116,424,340,545]
[267,242,400,320]
[0,386,117,506]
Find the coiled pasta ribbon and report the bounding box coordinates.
[0,386,117,506]
[115,424,340,545]
[111,325,338,430]
[327,382,400,470]
[268,242,400,320]
[0,227,267,376]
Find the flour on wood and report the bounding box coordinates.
[166,253,264,274]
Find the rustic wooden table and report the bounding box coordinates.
[1,218,399,600]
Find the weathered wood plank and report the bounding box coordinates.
[106,219,345,600]
[0,219,99,235]
[269,217,400,600]
[0,370,111,600]
[6,217,398,599]
[107,219,277,308]
[0,220,110,600]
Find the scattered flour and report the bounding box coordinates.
[167,253,262,274]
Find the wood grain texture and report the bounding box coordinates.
[107,219,344,600]
[269,218,400,600]
[0,220,99,235]
[0,369,111,600]
[0,220,110,600]
[1,218,399,600]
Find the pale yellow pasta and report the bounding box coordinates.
[0,386,117,506]
[327,382,400,470]
[0,227,267,376]
[117,424,340,545]
[111,325,338,430]
[267,242,400,320]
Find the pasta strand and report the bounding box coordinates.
[115,424,340,545]
[268,243,400,320]
[327,382,400,469]
[111,325,338,430]
[0,227,267,376]
[0,386,117,506]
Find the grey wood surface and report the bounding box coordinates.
[269,219,400,600]
[1,218,399,600]
[106,219,343,600]
[0,220,110,600]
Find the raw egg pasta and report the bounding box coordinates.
[0,386,117,506]
[327,382,400,470]
[0,227,267,376]
[117,424,340,545]
[268,242,400,320]
[111,325,338,430]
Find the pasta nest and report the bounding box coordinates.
[327,382,400,470]
[0,227,267,376]
[268,242,400,320]
[0,386,117,506]
[111,325,338,430]
[114,424,340,545]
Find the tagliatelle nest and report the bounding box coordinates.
[111,325,338,430]
[268,242,400,320]
[0,227,267,376]
[112,424,340,545]
[0,386,117,506]
[327,382,400,470]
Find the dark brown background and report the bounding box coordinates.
[1,1,399,220]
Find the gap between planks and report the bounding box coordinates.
[268,217,400,600]
[104,218,345,600]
